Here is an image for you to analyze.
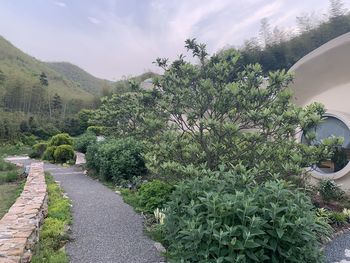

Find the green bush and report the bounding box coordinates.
[53,145,75,163]
[88,137,147,182]
[48,133,73,147]
[74,132,96,153]
[0,158,16,171]
[0,171,19,183]
[138,180,174,213]
[85,143,100,172]
[43,146,57,162]
[21,134,37,146]
[87,126,103,135]
[329,211,347,226]
[29,142,48,159]
[318,179,344,202]
[165,169,332,263]
[33,124,60,140]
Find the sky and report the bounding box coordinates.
[0,0,346,80]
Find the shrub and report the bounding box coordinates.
[85,143,100,172]
[43,146,57,162]
[29,142,48,159]
[0,171,19,183]
[138,180,174,213]
[0,158,16,171]
[329,211,347,226]
[21,134,37,146]
[94,137,147,182]
[33,124,60,140]
[87,126,103,136]
[53,145,75,163]
[48,133,73,147]
[74,132,96,153]
[164,169,332,263]
[318,179,344,202]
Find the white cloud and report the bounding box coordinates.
[53,1,66,8]
[88,16,101,24]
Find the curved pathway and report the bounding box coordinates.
[7,157,164,263]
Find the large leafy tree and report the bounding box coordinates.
[90,39,338,180]
[150,39,337,178]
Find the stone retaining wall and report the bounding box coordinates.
[0,162,47,263]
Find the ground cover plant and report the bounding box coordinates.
[164,168,332,262]
[31,174,71,263]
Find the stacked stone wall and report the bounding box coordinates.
[0,162,47,263]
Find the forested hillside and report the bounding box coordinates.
[0,36,110,141]
[238,1,350,72]
[45,62,112,95]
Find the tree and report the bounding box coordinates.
[150,39,338,178]
[329,0,347,19]
[90,87,167,139]
[52,93,63,115]
[39,72,49,87]
[259,18,272,47]
[0,70,5,85]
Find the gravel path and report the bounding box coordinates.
[325,232,350,263]
[7,157,164,263]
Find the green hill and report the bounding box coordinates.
[45,62,112,95]
[0,36,110,108]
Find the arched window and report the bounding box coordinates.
[302,116,350,174]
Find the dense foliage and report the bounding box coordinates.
[48,133,73,147]
[53,145,75,164]
[74,131,96,153]
[86,137,147,182]
[164,168,332,263]
[240,2,350,72]
[136,180,174,213]
[43,133,75,163]
[29,142,48,159]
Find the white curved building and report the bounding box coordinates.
[289,32,350,189]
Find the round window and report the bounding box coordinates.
[302,116,350,174]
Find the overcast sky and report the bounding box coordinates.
[0,0,345,80]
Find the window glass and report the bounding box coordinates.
[302,116,350,174]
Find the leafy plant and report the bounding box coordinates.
[48,133,73,147]
[87,137,147,182]
[31,175,71,263]
[329,211,347,226]
[343,208,350,222]
[85,143,100,172]
[0,170,19,183]
[164,168,332,263]
[74,131,96,153]
[43,146,57,162]
[318,179,344,202]
[53,145,75,163]
[29,142,48,159]
[137,180,174,213]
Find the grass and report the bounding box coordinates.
[0,156,24,219]
[31,174,71,263]
[0,181,25,218]
[0,144,31,156]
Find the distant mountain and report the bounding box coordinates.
[0,35,110,102]
[45,62,112,95]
